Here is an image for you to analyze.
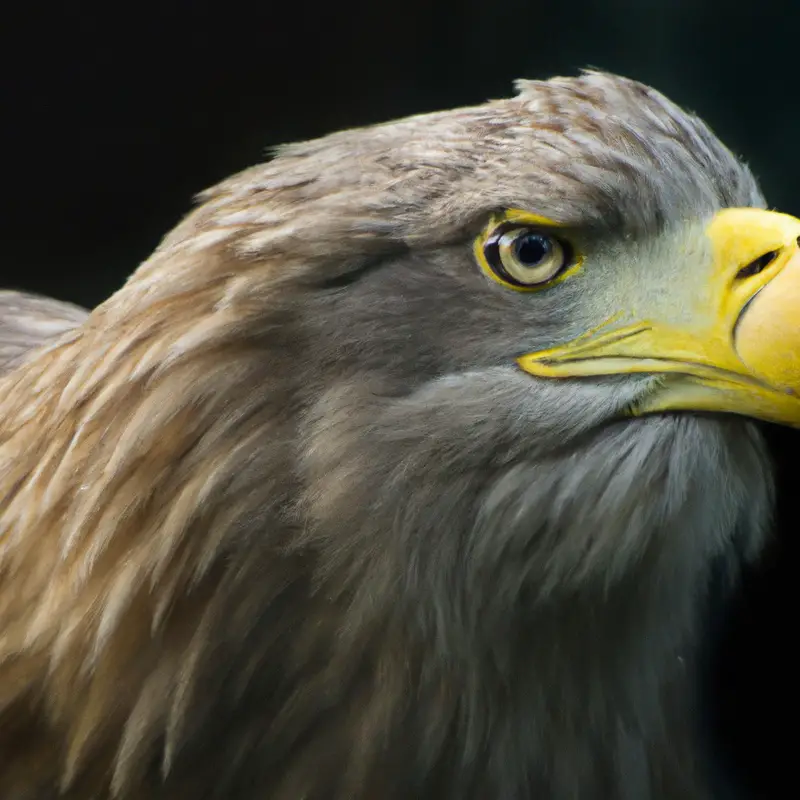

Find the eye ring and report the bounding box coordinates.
[483,226,571,288]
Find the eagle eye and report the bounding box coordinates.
[482,226,570,289]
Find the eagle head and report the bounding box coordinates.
[0,70,798,798]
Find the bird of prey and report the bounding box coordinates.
[0,71,798,799]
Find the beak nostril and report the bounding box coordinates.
[736,250,779,281]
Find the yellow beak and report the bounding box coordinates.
[517,208,800,427]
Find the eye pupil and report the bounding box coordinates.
[514,233,551,266]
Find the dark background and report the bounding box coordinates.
[1,1,796,796]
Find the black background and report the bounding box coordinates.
[1,1,797,796]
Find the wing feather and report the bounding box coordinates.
[0,290,89,376]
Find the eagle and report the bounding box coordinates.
[0,71,798,799]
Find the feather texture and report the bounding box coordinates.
[0,290,88,374]
[0,72,775,798]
